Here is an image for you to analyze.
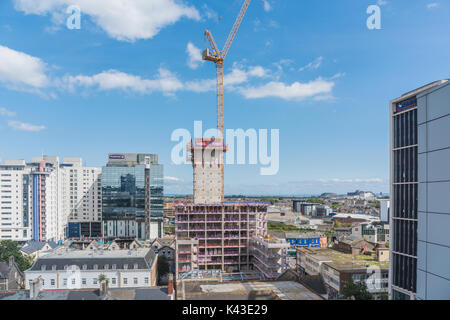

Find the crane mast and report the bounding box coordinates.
[203,0,251,201]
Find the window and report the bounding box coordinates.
[134,263,138,269]
[93,264,98,270]
[133,277,138,285]
[63,279,67,286]
[82,264,87,270]
[51,279,55,286]
[104,264,109,270]
[93,279,97,285]
[123,278,128,285]
[144,277,149,285]
[124,264,128,270]
[41,265,46,271]
[112,278,116,285]
[72,279,75,285]
[82,278,86,285]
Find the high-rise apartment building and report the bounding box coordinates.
[102,153,163,240]
[0,160,33,241]
[0,156,66,242]
[0,156,104,242]
[390,79,450,300]
[62,158,102,239]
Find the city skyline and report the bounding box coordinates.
[1,0,449,196]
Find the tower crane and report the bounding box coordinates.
[202,0,252,201]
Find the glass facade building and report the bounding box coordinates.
[102,153,163,240]
[390,80,450,300]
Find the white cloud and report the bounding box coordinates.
[8,120,46,132]
[186,42,203,70]
[239,78,335,101]
[202,4,218,21]
[62,68,183,96]
[377,0,388,6]
[318,178,383,184]
[263,0,272,12]
[185,64,269,93]
[299,56,324,72]
[13,0,201,42]
[427,3,439,9]
[0,45,49,90]
[164,176,182,182]
[0,107,16,117]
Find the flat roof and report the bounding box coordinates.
[180,281,322,300]
[39,248,151,260]
[297,247,389,271]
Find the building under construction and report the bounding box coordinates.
[187,138,226,204]
[175,0,288,281]
[175,202,289,280]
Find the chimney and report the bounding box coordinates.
[168,273,174,295]
[9,256,15,268]
[29,277,43,300]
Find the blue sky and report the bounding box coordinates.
[0,0,449,196]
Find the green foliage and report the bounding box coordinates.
[306,198,325,205]
[378,292,389,300]
[267,222,301,233]
[0,240,33,272]
[98,274,108,285]
[263,198,276,205]
[342,279,373,300]
[334,220,341,228]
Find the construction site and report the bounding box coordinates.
[174,0,291,290]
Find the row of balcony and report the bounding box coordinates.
[176,219,261,223]
[176,211,258,215]
[176,227,255,232]
[194,235,249,240]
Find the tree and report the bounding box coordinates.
[0,240,33,272]
[98,274,108,285]
[341,279,373,300]
[158,255,170,277]
[306,198,325,205]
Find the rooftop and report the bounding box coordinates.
[297,247,389,271]
[27,248,156,272]
[38,247,150,260]
[180,280,322,300]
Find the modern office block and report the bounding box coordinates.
[102,153,163,240]
[390,79,450,300]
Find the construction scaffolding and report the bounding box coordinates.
[175,202,289,280]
